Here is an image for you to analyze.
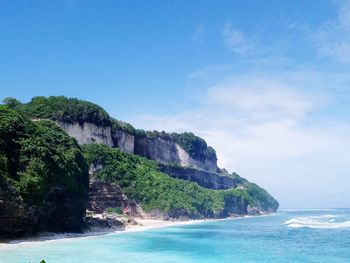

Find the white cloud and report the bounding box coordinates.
[314,1,350,63]
[129,70,350,208]
[206,78,316,121]
[191,24,206,44]
[223,23,254,54]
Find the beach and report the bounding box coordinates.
[1,210,350,263]
[0,217,216,249]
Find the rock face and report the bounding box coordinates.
[134,136,218,172]
[159,165,237,190]
[87,180,129,213]
[58,121,218,173]
[37,187,86,233]
[112,130,135,154]
[0,179,32,237]
[0,178,86,237]
[175,144,217,172]
[58,121,114,147]
[220,195,249,217]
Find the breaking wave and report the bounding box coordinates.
[284,215,350,229]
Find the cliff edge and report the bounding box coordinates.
[0,96,279,237]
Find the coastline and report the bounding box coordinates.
[0,216,236,249]
[0,213,275,249]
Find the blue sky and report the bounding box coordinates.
[1,0,350,208]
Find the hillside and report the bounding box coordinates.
[0,96,278,237]
[0,106,89,237]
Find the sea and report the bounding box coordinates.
[1,209,350,263]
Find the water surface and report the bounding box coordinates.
[1,209,350,263]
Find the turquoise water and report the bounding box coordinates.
[1,209,350,263]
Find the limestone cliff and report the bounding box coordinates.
[1,96,279,223]
[112,130,135,154]
[58,121,114,147]
[134,136,217,172]
[57,120,219,174]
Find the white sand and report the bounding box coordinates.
[125,218,213,232]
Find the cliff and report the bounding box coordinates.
[58,121,114,147]
[0,107,89,238]
[159,165,237,190]
[0,178,30,237]
[0,179,86,237]
[134,135,217,172]
[1,96,279,233]
[56,121,220,174]
[5,96,220,175]
[83,143,279,219]
[87,164,129,213]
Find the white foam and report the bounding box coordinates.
[282,208,337,212]
[284,215,350,229]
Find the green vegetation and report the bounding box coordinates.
[171,132,217,161]
[83,143,223,216]
[245,183,279,211]
[230,172,249,184]
[82,144,278,217]
[106,207,123,215]
[1,96,278,220]
[3,96,111,126]
[112,118,138,135]
[0,106,89,205]
[130,129,217,161]
[3,96,217,162]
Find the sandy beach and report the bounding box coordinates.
[0,217,216,249]
[0,213,269,250]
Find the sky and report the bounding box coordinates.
[1,0,350,208]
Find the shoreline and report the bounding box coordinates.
[0,214,272,249]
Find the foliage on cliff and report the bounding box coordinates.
[83,143,222,217]
[82,144,278,217]
[127,129,217,162]
[3,96,111,126]
[0,106,89,205]
[111,118,138,135]
[245,183,279,211]
[3,96,218,162]
[171,132,217,161]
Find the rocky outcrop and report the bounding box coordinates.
[0,178,32,237]
[87,180,129,213]
[112,130,135,154]
[159,164,237,190]
[175,144,217,172]
[58,121,113,146]
[134,136,180,165]
[0,178,86,237]
[134,136,218,172]
[220,195,249,217]
[58,121,218,173]
[85,216,125,231]
[37,187,86,233]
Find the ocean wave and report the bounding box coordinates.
[284,215,350,229]
[282,208,337,212]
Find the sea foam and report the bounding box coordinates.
[284,215,350,229]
